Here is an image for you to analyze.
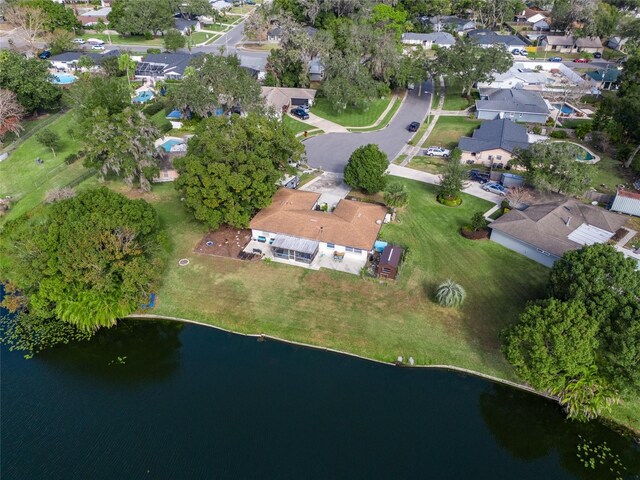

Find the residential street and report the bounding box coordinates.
[304,81,433,173]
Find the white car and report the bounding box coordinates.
[424,146,451,157]
[91,44,105,50]
[72,38,86,44]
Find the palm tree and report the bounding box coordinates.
[435,279,466,307]
[118,53,135,87]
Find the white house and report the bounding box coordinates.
[401,32,456,49]
[248,189,387,274]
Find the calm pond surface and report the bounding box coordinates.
[2,319,639,479]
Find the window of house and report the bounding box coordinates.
[536,248,551,256]
[496,155,502,160]
[345,247,354,252]
[326,243,335,249]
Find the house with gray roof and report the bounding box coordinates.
[173,17,201,35]
[458,119,530,166]
[490,199,628,267]
[401,32,455,49]
[476,88,550,124]
[49,49,120,72]
[468,29,527,52]
[427,16,476,35]
[543,35,603,53]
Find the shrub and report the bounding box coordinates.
[435,279,466,307]
[550,130,568,139]
[65,153,79,165]
[147,48,161,54]
[143,32,153,40]
[501,199,509,209]
[436,194,462,207]
[143,101,166,117]
[532,125,542,135]
[383,182,409,207]
[158,121,172,134]
[575,121,593,140]
[469,211,488,231]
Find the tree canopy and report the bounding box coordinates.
[344,144,388,194]
[164,28,186,52]
[84,108,161,191]
[503,244,640,420]
[69,75,131,129]
[175,113,303,229]
[9,0,81,31]
[0,188,165,354]
[435,41,513,96]
[170,54,263,117]
[512,142,591,195]
[0,50,61,113]
[107,0,174,35]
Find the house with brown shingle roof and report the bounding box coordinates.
[249,189,387,272]
[490,198,627,267]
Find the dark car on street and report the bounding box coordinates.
[407,121,420,132]
[593,52,602,58]
[548,56,562,62]
[291,107,309,120]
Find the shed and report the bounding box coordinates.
[501,173,524,188]
[610,189,640,217]
[378,245,403,279]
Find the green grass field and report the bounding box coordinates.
[0,112,93,223]
[283,114,311,135]
[442,80,477,111]
[421,116,483,149]
[347,96,403,132]
[311,95,394,127]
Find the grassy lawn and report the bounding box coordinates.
[442,80,476,111]
[283,114,312,135]
[1,113,62,150]
[201,24,228,32]
[407,155,448,174]
[421,116,483,149]
[393,154,407,165]
[224,15,244,24]
[78,33,162,46]
[0,111,90,223]
[129,180,548,380]
[311,95,394,127]
[347,95,403,132]
[189,31,219,44]
[585,153,635,194]
[298,169,322,187]
[407,115,432,145]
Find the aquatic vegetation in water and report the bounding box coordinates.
[109,356,127,366]
[576,436,626,479]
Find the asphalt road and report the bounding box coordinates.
[303,81,433,173]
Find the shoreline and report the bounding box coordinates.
[130,313,640,440]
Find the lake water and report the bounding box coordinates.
[1,319,639,479]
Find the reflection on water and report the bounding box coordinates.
[480,385,640,479]
[37,320,183,385]
[2,319,639,480]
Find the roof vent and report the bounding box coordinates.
[565,216,571,227]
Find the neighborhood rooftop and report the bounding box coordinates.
[459,119,530,154]
[490,199,627,258]
[249,189,387,251]
[468,29,526,47]
[401,32,456,45]
[49,49,120,64]
[476,89,550,114]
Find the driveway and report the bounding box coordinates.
[304,81,433,173]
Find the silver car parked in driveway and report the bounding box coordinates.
[424,146,451,157]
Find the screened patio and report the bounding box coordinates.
[270,235,319,264]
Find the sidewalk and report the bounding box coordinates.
[292,112,349,133]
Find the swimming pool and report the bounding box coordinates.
[160,139,184,152]
[553,103,577,115]
[133,90,154,103]
[51,73,77,85]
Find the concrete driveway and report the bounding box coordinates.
[304,81,432,173]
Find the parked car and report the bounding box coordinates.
[548,56,563,62]
[482,182,508,196]
[38,50,51,59]
[593,52,602,59]
[407,121,420,132]
[424,146,451,157]
[573,57,590,63]
[291,107,309,120]
[469,169,490,183]
[511,49,520,56]
[72,38,86,44]
[91,44,105,50]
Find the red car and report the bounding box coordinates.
[573,58,590,63]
